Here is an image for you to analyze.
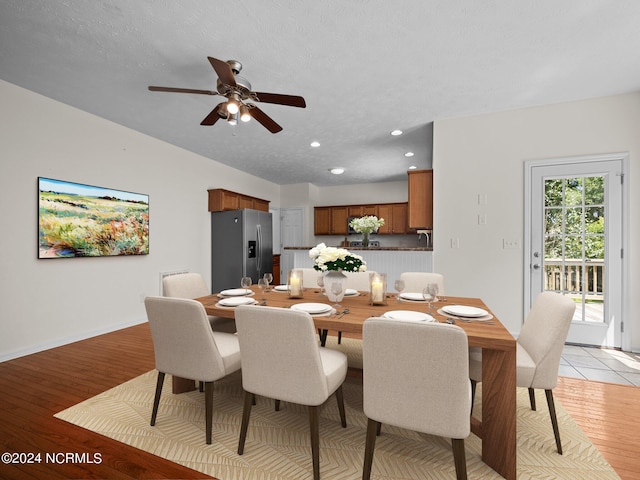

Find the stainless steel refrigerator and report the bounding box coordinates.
[211,209,273,293]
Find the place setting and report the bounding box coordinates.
[216,277,258,308]
[289,302,336,317]
[382,310,436,324]
[437,304,494,323]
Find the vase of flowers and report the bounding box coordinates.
[309,243,367,302]
[349,216,385,247]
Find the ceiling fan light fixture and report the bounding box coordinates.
[227,112,239,126]
[226,100,239,115]
[239,104,251,122]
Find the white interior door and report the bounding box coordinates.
[526,155,624,348]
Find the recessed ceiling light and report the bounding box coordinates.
[329,167,345,175]
[408,165,417,170]
[390,129,403,136]
[310,141,320,147]
[404,152,414,157]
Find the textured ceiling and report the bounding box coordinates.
[2,1,640,186]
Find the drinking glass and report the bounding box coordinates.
[394,279,405,302]
[422,285,432,310]
[330,282,343,309]
[257,278,267,302]
[317,275,325,294]
[426,283,439,309]
[241,276,252,290]
[263,272,273,292]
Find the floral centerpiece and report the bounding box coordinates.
[309,243,366,302]
[348,215,385,247]
[309,243,367,272]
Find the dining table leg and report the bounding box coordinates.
[477,346,517,480]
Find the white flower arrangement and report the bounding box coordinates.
[349,215,385,234]
[308,243,367,272]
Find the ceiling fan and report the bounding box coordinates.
[148,56,306,133]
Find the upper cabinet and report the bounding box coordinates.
[314,206,348,235]
[314,202,410,235]
[208,189,270,212]
[407,169,433,229]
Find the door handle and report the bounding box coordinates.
[532,263,541,270]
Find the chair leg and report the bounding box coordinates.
[338,331,342,344]
[529,387,537,411]
[376,422,382,436]
[362,418,380,480]
[470,379,477,415]
[545,389,563,454]
[335,385,347,428]
[150,371,165,426]
[451,438,468,480]
[199,381,204,392]
[275,399,281,411]
[204,381,214,445]
[308,406,321,480]
[238,391,253,455]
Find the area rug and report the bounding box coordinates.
[55,338,619,480]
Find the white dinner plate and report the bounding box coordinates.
[219,288,252,297]
[218,297,257,307]
[442,305,488,317]
[273,285,289,291]
[400,292,430,301]
[383,310,435,323]
[291,303,333,314]
[323,288,358,296]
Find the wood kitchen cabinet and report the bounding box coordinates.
[208,189,270,212]
[314,207,332,235]
[330,207,349,235]
[347,205,377,217]
[314,203,409,235]
[408,169,433,228]
[377,203,409,234]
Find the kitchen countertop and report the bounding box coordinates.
[283,246,432,251]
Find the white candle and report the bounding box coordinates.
[289,273,302,296]
[371,279,384,303]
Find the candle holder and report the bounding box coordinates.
[369,272,387,306]
[288,269,304,298]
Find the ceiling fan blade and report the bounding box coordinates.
[208,56,236,87]
[248,105,283,133]
[148,86,217,95]
[253,92,306,108]
[200,103,226,126]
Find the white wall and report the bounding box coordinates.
[433,93,640,350]
[0,80,280,361]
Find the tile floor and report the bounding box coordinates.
[560,345,640,386]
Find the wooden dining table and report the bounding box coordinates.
[191,286,516,480]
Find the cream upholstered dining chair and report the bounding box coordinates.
[469,291,576,454]
[399,271,445,295]
[144,296,241,444]
[234,305,348,480]
[299,267,322,288]
[344,271,376,291]
[362,318,471,480]
[162,272,236,333]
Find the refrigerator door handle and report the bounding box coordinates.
[256,224,262,277]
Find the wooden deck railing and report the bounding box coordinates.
[544,258,604,298]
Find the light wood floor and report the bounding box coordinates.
[1,323,638,480]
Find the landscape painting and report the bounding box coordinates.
[38,177,149,258]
